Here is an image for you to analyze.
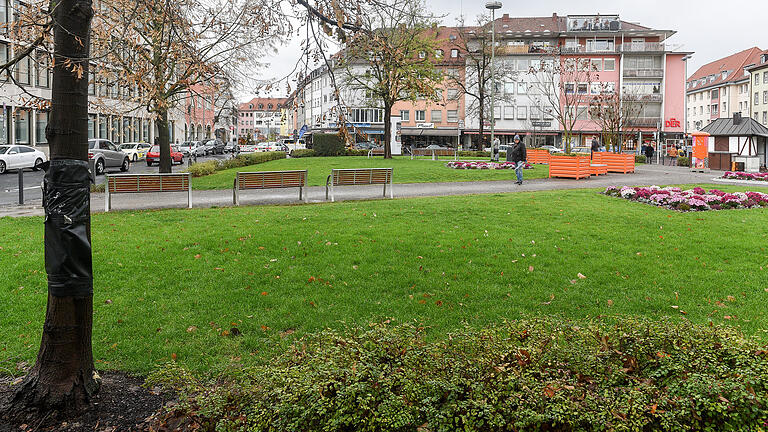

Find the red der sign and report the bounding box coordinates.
[665,118,681,128]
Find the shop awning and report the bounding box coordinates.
[402,127,459,137]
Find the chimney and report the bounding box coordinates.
[733,112,742,125]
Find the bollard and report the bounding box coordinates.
[18,169,23,205]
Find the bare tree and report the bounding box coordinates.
[529,55,599,153]
[446,15,515,150]
[588,84,646,153]
[93,0,287,172]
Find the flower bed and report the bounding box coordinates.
[446,161,533,170]
[603,185,768,212]
[722,171,768,182]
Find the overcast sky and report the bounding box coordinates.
[240,0,764,102]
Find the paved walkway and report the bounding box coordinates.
[2,164,763,217]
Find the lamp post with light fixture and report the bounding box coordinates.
[486,1,502,161]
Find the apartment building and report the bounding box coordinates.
[236,98,287,140]
[0,0,186,148]
[747,52,768,127]
[686,47,763,132]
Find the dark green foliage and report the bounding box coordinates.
[290,149,316,158]
[186,152,286,177]
[148,318,768,432]
[345,149,370,156]
[678,157,690,167]
[635,155,647,163]
[313,134,346,156]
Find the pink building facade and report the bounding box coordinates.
[184,84,216,142]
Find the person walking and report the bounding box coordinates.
[644,142,654,164]
[510,134,527,185]
[590,135,600,159]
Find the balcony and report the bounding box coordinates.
[619,42,667,53]
[623,68,664,78]
[621,93,663,103]
[496,45,557,55]
[626,117,660,127]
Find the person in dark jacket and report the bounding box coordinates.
[644,142,654,163]
[510,135,527,185]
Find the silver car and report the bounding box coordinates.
[89,139,130,175]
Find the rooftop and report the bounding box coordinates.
[700,115,768,138]
[687,47,764,92]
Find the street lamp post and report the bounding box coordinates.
[486,1,502,162]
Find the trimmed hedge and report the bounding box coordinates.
[186,152,286,177]
[147,318,768,432]
[678,156,690,167]
[635,155,647,164]
[290,149,316,158]
[313,134,346,156]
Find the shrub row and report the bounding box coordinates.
[147,317,768,432]
[186,152,286,177]
[313,134,346,156]
[678,156,690,167]
[635,154,647,163]
[290,148,377,158]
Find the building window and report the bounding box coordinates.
[756,93,760,106]
[35,52,49,88]
[764,72,768,84]
[14,109,30,144]
[450,49,458,58]
[447,110,458,122]
[517,106,527,120]
[565,83,575,94]
[435,49,443,58]
[400,110,410,122]
[36,111,48,144]
[590,58,602,71]
[517,82,528,94]
[447,88,459,100]
[756,74,760,85]
[15,56,31,85]
[711,89,718,99]
[88,114,96,139]
[764,91,768,104]
[418,51,425,59]
[503,106,514,119]
[764,111,768,125]
[415,110,425,122]
[603,58,615,71]
[430,110,442,123]
[576,83,588,94]
[494,106,501,120]
[722,102,726,113]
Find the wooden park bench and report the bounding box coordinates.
[410,148,458,161]
[105,173,191,212]
[548,155,591,179]
[592,152,635,174]
[590,163,608,176]
[325,168,393,202]
[367,148,386,158]
[526,148,551,164]
[233,170,307,205]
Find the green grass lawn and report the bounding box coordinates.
[2,185,767,375]
[191,156,549,190]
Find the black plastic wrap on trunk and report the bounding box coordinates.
[43,159,93,298]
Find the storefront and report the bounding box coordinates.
[402,127,460,148]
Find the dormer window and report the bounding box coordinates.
[721,71,728,80]
[258,104,263,109]
[435,49,443,58]
[418,51,426,59]
[268,104,273,109]
[249,104,253,109]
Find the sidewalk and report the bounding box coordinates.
[1,164,758,217]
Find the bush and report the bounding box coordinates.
[90,183,105,193]
[147,317,768,432]
[458,150,490,158]
[312,134,345,156]
[678,156,690,167]
[635,154,647,163]
[345,149,370,156]
[186,152,286,177]
[290,149,316,158]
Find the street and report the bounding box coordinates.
[0,153,233,206]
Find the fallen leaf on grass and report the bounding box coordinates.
[194,254,201,259]
[577,273,587,279]
[607,300,614,307]
[171,353,177,361]
[186,326,197,333]
[261,291,268,296]
[528,266,534,272]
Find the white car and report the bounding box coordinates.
[0,145,48,174]
[539,145,564,153]
[119,142,151,162]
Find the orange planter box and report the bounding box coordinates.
[549,155,591,179]
[590,163,608,176]
[526,148,551,164]
[592,152,635,174]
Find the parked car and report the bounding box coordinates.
[204,139,225,154]
[88,139,130,175]
[119,142,150,162]
[200,140,215,155]
[539,145,564,153]
[239,143,257,152]
[354,141,378,150]
[145,145,184,166]
[177,141,197,156]
[224,142,238,153]
[0,145,47,174]
[571,146,592,154]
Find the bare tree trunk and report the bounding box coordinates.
[157,108,172,173]
[477,94,485,151]
[383,103,392,159]
[4,0,99,419]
